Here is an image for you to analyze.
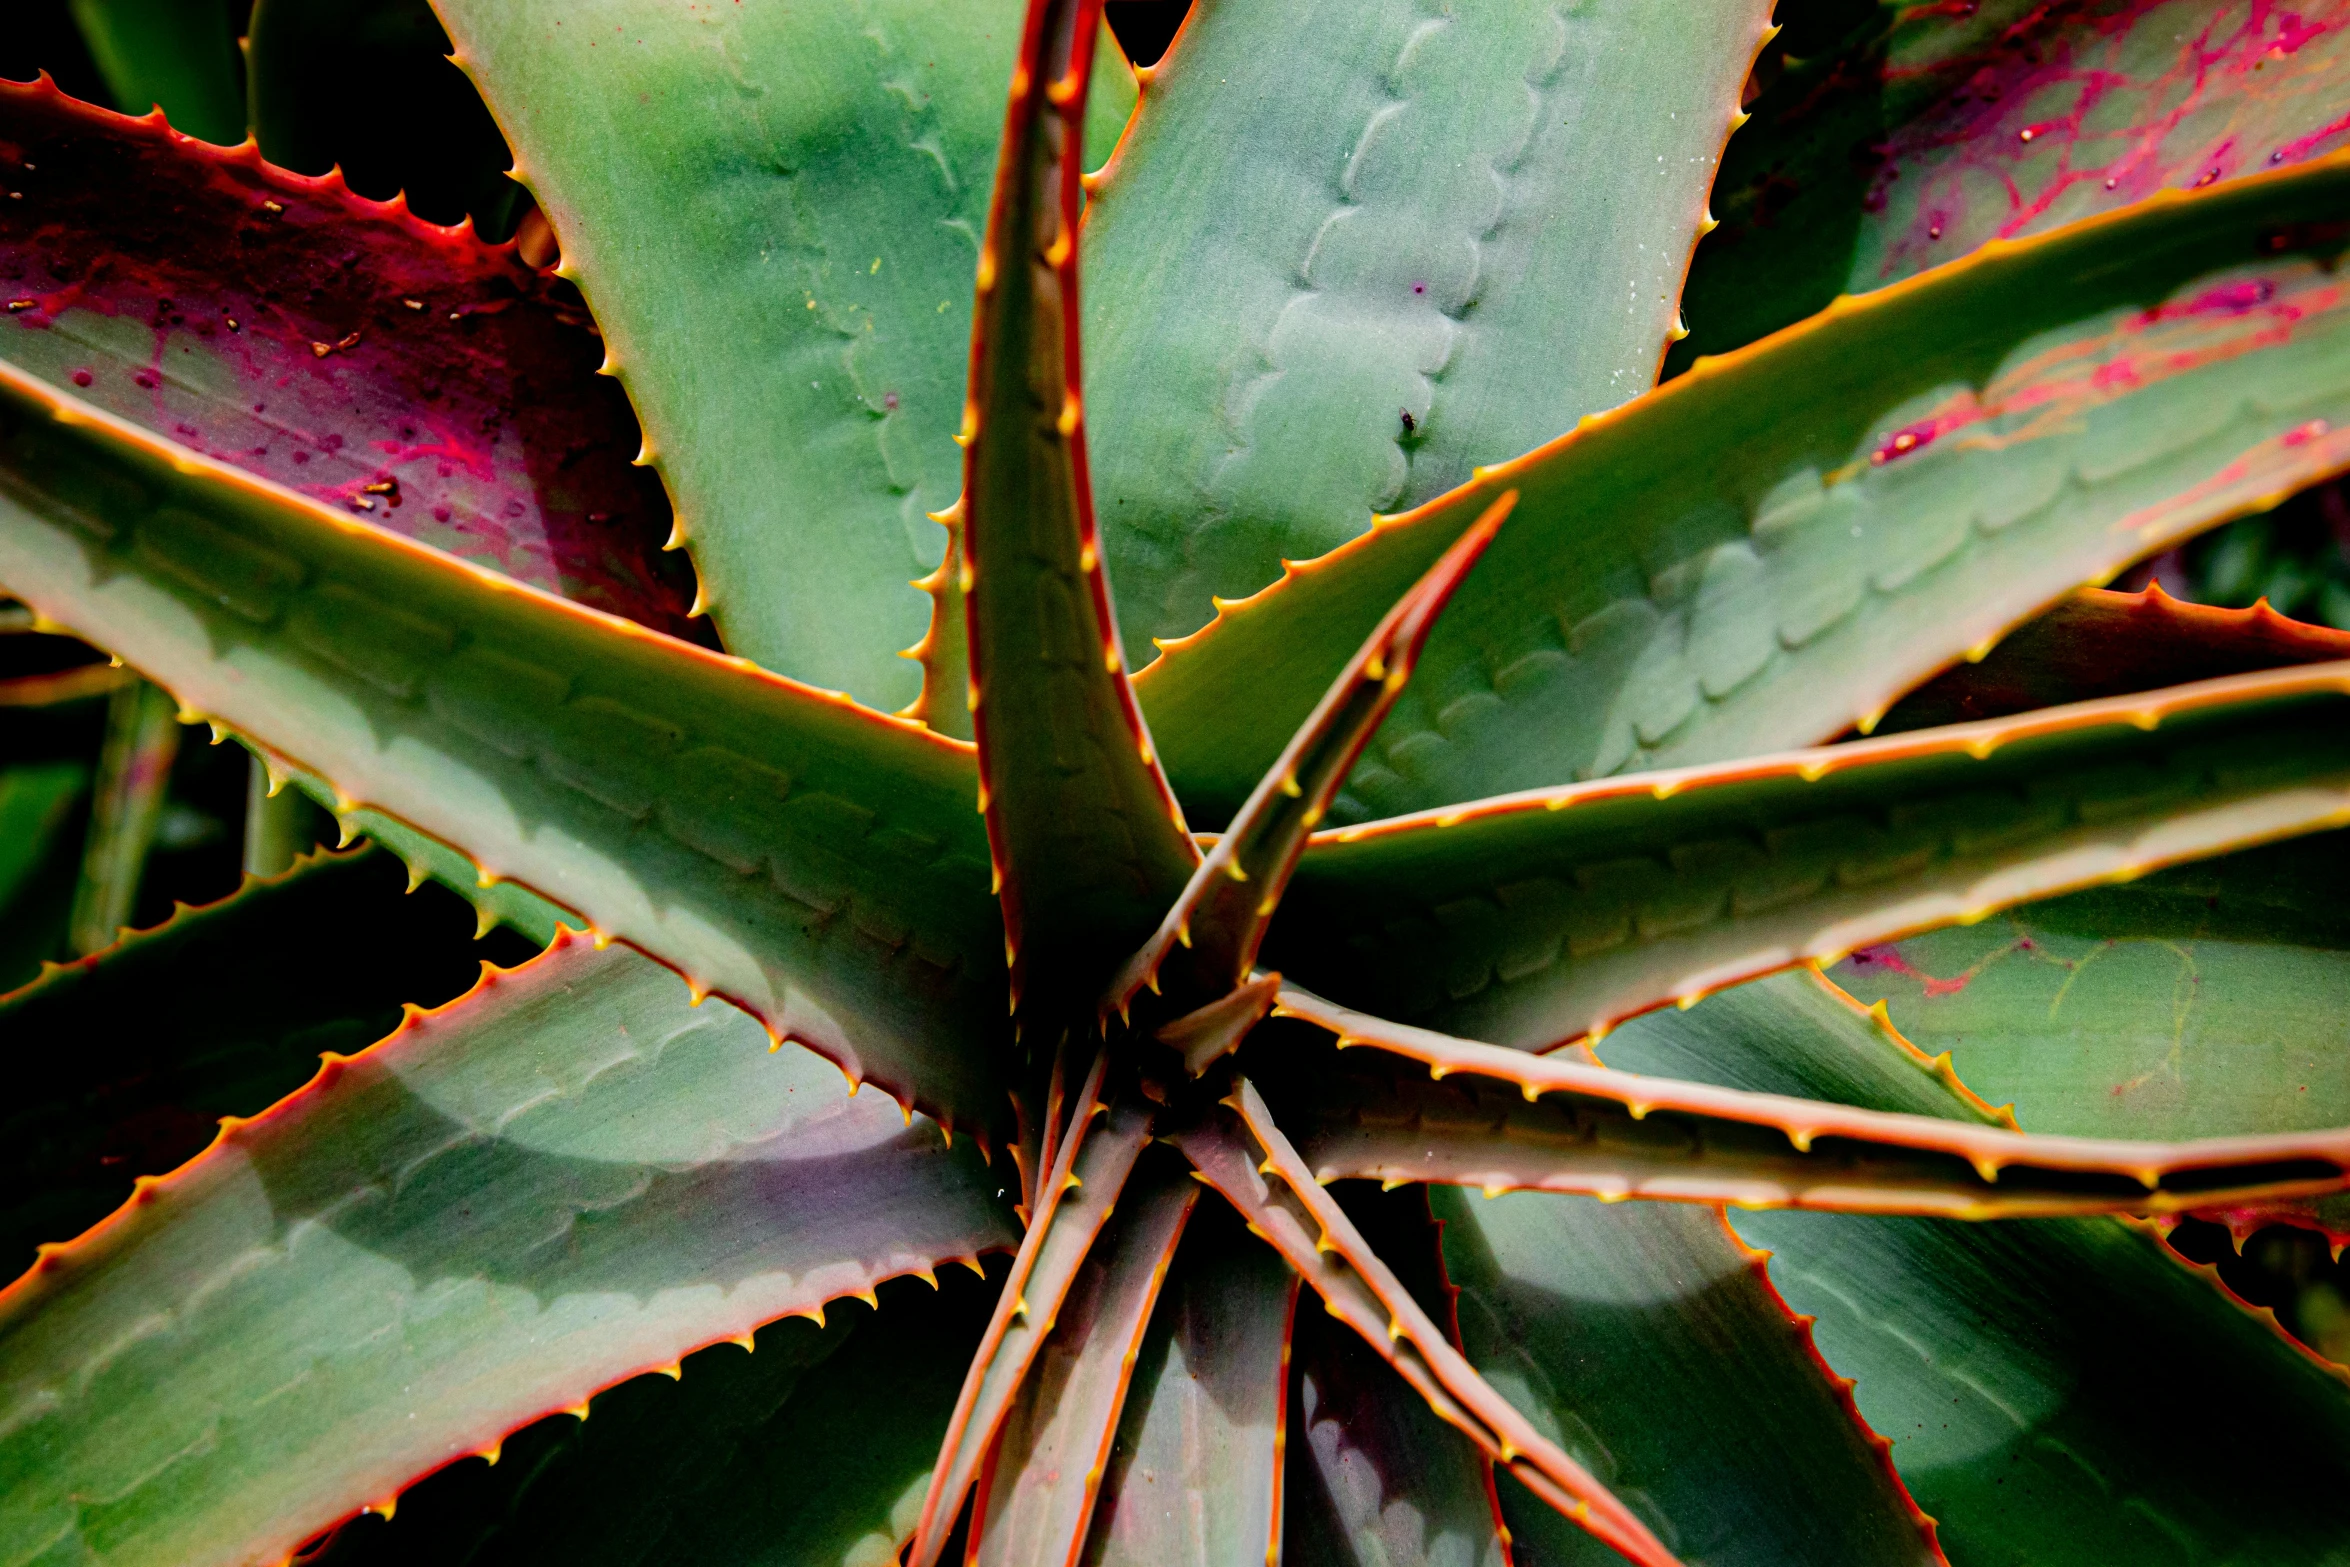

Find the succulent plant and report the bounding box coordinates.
[10,0,2350,1563]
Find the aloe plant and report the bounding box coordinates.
[9,0,2350,1562]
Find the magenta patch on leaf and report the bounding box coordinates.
[0,77,702,640]
[1861,0,2350,284]
[1843,943,1975,997]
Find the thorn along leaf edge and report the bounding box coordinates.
[8,3,2350,1565]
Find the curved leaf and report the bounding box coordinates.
[1082,0,1773,662]
[1876,583,2350,733]
[911,1068,1154,1567]
[974,1160,1195,1567]
[1110,491,1510,1024]
[1284,1251,1506,1567]
[1836,828,2350,1141]
[0,931,1016,1567]
[1171,1096,1675,1566]
[1270,663,2350,1050]
[1591,969,2350,1563]
[1432,1190,1938,1567]
[0,361,1013,1133]
[956,0,1197,1029]
[1675,0,2350,372]
[0,77,696,637]
[1265,985,2350,1217]
[1083,1202,1298,1567]
[433,0,1132,709]
[0,843,519,1280]
[311,1269,1002,1567]
[1138,153,2350,824]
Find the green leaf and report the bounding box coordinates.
[65,0,243,145]
[973,1160,1195,1567]
[1835,828,2350,1141]
[434,0,1131,710]
[0,757,88,990]
[310,1268,1001,1567]
[0,932,1016,1567]
[1110,492,1510,1026]
[1139,155,2350,824]
[956,0,1196,1027]
[911,1077,1155,1567]
[1876,584,2350,733]
[1172,1091,1672,1565]
[1084,1202,1297,1567]
[1081,0,1773,663]
[1590,969,2350,1564]
[0,362,1013,1133]
[1283,1266,1505,1567]
[1672,0,2350,374]
[0,843,527,1282]
[62,674,176,955]
[1433,1189,1937,1567]
[246,0,526,235]
[1269,663,2350,1050]
[0,76,699,638]
[1263,984,2350,1217]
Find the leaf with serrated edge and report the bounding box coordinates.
[1283,1258,1506,1567]
[1083,1201,1298,1567]
[1270,662,2350,1052]
[1877,584,2350,733]
[1267,982,2350,1216]
[1109,491,1510,1025]
[0,843,520,1281]
[1838,827,2350,1142]
[909,1059,1152,1567]
[1139,154,2350,826]
[310,1268,1001,1567]
[0,356,1014,1135]
[0,77,698,638]
[1586,969,2350,1562]
[1082,0,1772,665]
[1674,0,2350,373]
[432,0,1133,710]
[958,0,1197,1030]
[1434,1190,1939,1567]
[973,1160,1195,1567]
[1170,1091,1677,1567]
[0,931,1014,1567]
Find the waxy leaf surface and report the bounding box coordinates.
[1837,828,2350,1141]
[1272,664,2350,1049]
[0,78,697,638]
[1141,157,2350,824]
[1593,970,2350,1564]
[1433,1189,1937,1567]
[0,934,1015,1567]
[434,0,1133,708]
[1083,1203,1297,1567]
[1875,583,2350,732]
[0,844,528,1280]
[0,365,1014,1132]
[312,1269,1001,1567]
[955,0,1196,1026]
[1676,0,2350,370]
[1083,0,1771,662]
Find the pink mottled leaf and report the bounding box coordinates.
[0,76,700,638]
